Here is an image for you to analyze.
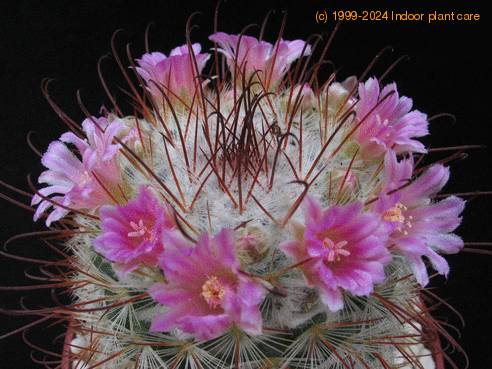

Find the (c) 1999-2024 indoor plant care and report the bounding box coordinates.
[1,10,485,369]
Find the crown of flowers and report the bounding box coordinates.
[1,21,473,369]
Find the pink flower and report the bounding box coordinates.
[280,198,391,312]
[373,152,465,286]
[149,229,265,340]
[209,32,311,88]
[136,43,210,102]
[94,186,175,274]
[32,117,124,225]
[354,78,429,157]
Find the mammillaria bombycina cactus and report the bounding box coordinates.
[1,10,486,369]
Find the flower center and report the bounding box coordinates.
[201,276,225,309]
[383,202,406,223]
[383,202,413,235]
[322,238,350,262]
[128,219,154,241]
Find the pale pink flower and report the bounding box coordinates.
[149,229,265,340]
[373,151,465,286]
[136,43,210,101]
[209,32,311,88]
[32,117,124,225]
[354,77,429,157]
[281,198,391,312]
[94,186,175,274]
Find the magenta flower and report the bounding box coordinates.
[94,186,175,274]
[149,229,265,340]
[209,32,311,88]
[281,198,391,312]
[373,152,465,286]
[136,43,210,102]
[32,117,124,225]
[354,77,429,157]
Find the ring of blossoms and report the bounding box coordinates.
[1,15,473,369]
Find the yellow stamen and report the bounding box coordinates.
[383,203,415,235]
[383,202,407,223]
[201,276,225,309]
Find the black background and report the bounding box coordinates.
[0,0,490,368]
